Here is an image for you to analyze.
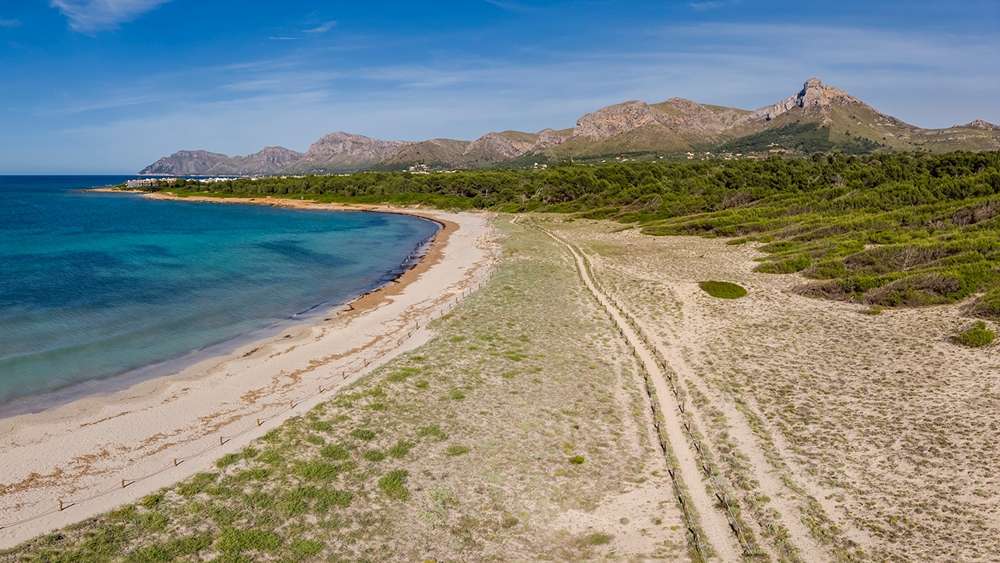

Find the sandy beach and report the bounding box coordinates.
[0,195,496,549]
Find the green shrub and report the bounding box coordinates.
[806,259,849,279]
[698,281,748,299]
[955,322,996,348]
[445,445,470,456]
[756,255,812,274]
[865,273,965,306]
[972,289,1000,320]
[568,455,586,465]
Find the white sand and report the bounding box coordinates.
[0,203,496,549]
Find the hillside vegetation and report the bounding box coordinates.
[146,151,1000,317]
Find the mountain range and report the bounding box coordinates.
[140,78,1000,175]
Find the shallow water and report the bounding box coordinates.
[0,176,438,412]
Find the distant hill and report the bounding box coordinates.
[139,78,1000,175]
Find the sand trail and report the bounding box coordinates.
[536,221,743,561]
[586,257,834,562]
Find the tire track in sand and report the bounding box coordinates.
[535,221,742,562]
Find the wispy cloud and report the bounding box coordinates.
[0,18,21,28]
[50,0,170,33]
[483,0,536,13]
[687,1,737,11]
[304,20,337,34]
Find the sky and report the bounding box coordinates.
[0,0,998,174]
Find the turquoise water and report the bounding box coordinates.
[0,176,439,414]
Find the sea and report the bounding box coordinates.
[0,176,439,415]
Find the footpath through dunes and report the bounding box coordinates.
[550,218,1000,562]
[1,217,692,561]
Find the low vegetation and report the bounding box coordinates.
[698,281,748,299]
[955,321,996,348]
[138,151,1000,316]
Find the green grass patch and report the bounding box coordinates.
[290,539,325,558]
[126,533,213,562]
[349,428,376,441]
[582,532,613,546]
[445,444,470,456]
[310,420,333,432]
[378,470,410,501]
[698,281,748,299]
[417,425,447,441]
[388,439,414,458]
[320,443,350,460]
[176,472,217,497]
[295,461,341,481]
[216,527,282,555]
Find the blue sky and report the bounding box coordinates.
[1,0,998,173]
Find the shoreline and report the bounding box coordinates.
[0,219,438,420]
[0,193,496,549]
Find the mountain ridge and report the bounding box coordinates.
[139,78,1000,175]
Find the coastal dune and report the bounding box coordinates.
[0,199,496,549]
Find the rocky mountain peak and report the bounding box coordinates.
[798,78,862,110]
[573,101,658,140]
[532,128,572,150]
[304,132,410,162]
[254,146,304,164]
[961,119,998,130]
[463,132,536,160]
[747,78,865,123]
